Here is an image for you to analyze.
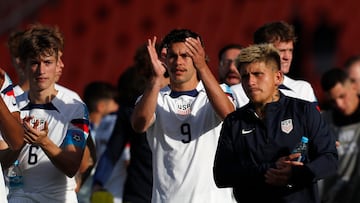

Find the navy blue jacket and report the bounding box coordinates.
[213,94,338,203]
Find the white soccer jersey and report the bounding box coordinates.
[0,71,18,203]
[231,75,317,108]
[0,73,18,114]
[9,90,89,203]
[14,83,82,105]
[281,75,317,102]
[230,83,249,108]
[13,85,24,98]
[147,81,235,203]
[55,83,82,101]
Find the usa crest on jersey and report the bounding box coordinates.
[175,98,192,116]
[281,119,293,134]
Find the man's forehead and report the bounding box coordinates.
[222,49,241,58]
[240,61,267,72]
[28,54,57,61]
[327,83,347,96]
[167,42,187,53]
[348,61,360,71]
[272,41,293,49]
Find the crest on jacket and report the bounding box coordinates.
[281,119,293,134]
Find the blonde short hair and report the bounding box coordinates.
[235,43,281,71]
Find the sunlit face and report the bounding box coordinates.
[219,48,241,86]
[26,54,58,92]
[347,61,360,95]
[166,42,198,87]
[240,61,282,105]
[326,81,359,116]
[272,41,293,74]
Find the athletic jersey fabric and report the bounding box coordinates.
[281,75,317,103]
[54,83,82,101]
[14,84,81,105]
[0,73,18,114]
[9,90,89,203]
[147,81,235,203]
[230,83,248,108]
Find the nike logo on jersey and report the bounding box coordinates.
[242,128,254,135]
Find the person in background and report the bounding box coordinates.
[7,30,27,94]
[218,44,243,86]
[9,24,89,203]
[231,21,318,108]
[131,29,235,202]
[254,21,317,102]
[83,81,119,157]
[344,55,360,95]
[80,81,123,203]
[217,43,247,109]
[92,43,163,203]
[0,68,24,203]
[213,43,338,203]
[320,68,360,203]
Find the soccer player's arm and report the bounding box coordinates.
[59,107,90,178]
[131,37,164,133]
[0,71,24,168]
[131,85,159,134]
[75,136,95,192]
[25,104,90,178]
[0,110,24,169]
[185,37,235,119]
[0,104,23,151]
[199,67,235,119]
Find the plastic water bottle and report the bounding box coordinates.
[7,160,23,190]
[287,136,309,189]
[291,136,309,162]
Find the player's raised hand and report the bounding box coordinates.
[185,37,207,71]
[147,36,166,80]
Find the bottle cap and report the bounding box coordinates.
[301,136,309,143]
[14,160,19,166]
